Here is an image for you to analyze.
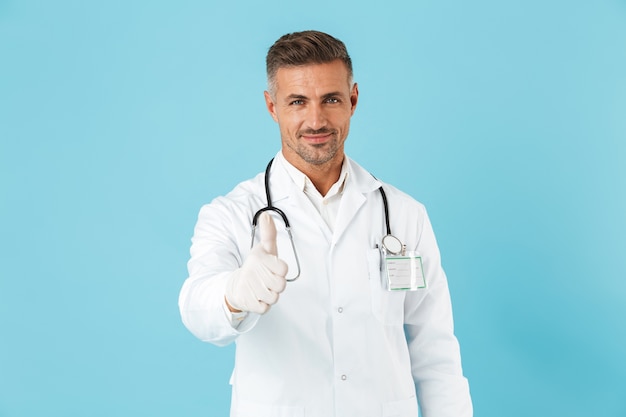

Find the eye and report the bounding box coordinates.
[324,97,340,104]
[290,99,305,105]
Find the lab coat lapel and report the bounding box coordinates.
[267,156,333,242]
[332,158,381,246]
[267,154,381,245]
[332,186,365,246]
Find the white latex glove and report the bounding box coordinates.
[224,212,288,314]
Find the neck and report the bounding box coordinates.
[283,152,344,196]
[304,161,343,196]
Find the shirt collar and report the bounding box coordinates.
[275,152,349,197]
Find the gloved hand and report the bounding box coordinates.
[225,212,288,314]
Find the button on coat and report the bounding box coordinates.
[179,153,472,417]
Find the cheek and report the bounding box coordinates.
[333,113,352,131]
[278,121,297,139]
[280,116,301,134]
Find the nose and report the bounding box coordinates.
[305,102,327,130]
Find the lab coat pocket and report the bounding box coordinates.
[367,249,405,325]
[382,396,419,417]
[234,403,305,417]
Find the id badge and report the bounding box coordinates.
[383,251,426,291]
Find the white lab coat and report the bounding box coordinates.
[179,153,472,417]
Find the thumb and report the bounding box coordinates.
[258,211,278,255]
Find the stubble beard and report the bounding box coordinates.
[288,129,344,166]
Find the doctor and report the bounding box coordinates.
[179,30,473,417]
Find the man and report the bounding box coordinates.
[179,30,472,417]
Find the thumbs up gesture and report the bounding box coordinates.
[225,212,288,314]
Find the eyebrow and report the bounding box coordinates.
[284,91,345,102]
[285,94,308,102]
[322,91,344,100]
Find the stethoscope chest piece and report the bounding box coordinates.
[382,234,404,256]
[253,158,402,281]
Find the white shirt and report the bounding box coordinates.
[224,154,349,326]
[279,152,348,232]
[179,152,473,417]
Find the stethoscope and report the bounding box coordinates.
[251,158,405,282]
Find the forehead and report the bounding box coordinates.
[274,60,351,96]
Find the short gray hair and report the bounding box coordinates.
[266,30,353,95]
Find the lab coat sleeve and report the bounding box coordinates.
[404,209,473,417]
[178,200,260,346]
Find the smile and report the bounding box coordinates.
[301,134,333,144]
[298,129,336,144]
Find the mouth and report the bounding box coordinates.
[298,129,335,144]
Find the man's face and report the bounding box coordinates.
[264,60,358,169]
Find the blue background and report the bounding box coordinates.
[1,1,625,416]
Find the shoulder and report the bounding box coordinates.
[379,181,426,212]
[197,172,266,222]
[347,156,427,214]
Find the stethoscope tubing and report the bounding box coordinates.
[250,158,300,281]
[251,158,404,282]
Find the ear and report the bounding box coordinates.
[350,83,359,115]
[264,91,279,123]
